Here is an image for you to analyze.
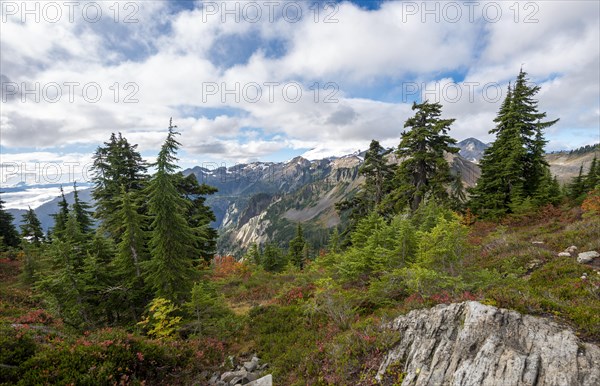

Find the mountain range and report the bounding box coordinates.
[5,140,598,255]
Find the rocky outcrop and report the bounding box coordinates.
[577,251,600,264]
[376,301,600,386]
[207,355,271,386]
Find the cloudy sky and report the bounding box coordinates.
[1,0,599,189]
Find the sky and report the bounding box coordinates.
[1,0,599,195]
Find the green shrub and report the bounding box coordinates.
[0,324,37,383]
[17,328,205,385]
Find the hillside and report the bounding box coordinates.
[186,152,482,255]
[2,200,599,385]
[547,145,600,183]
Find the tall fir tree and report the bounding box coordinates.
[175,173,218,263]
[72,182,94,234]
[20,207,44,246]
[144,119,199,302]
[336,139,394,226]
[288,223,306,269]
[91,133,148,239]
[328,227,341,254]
[513,70,558,198]
[387,101,459,211]
[261,242,286,272]
[469,70,559,217]
[568,164,586,201]
[115,185,147,279]
[360,140,394,206]
[469,84,521,216]
[39,212,91,328]
[50,187,70,240]
[584,156,599,191]
[0,193,20,249]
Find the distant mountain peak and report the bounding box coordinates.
[457,138,489,163]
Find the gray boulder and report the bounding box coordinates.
[221,370,247,383]
[558,251,571,257]
[243,357,259,372]
[376,301,600,386]
[246,374,272,386]
[577,251,600,264]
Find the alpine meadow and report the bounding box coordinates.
[1,1,599,385]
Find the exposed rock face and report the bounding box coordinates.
[577,251,600,264]
[376,301,600,386]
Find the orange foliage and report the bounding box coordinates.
[582,189,600,216]
[461,208,477,226]
[211,255,250,279]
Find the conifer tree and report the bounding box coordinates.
[262,243,286,272]
[175,173,218,263]
[115,185,147,279]
[91,133,147,239]
[20,207,45,284]
[0,194,20,249]
[39,212,91,328]
[144,119,198,302]
[388,101,459,211]
[50,187,70,239]
[336,139,393,225]
[289,223,306,268]
[360,140,394,206]
[584,156,599,191]
[450,171,467,211]
[534,169,562,206]
[568,164,586,201]
[469,70,559,217]
[247,243,261,265]
[20,207,44,246]
[72,182,94,234]
[328,227,341,254]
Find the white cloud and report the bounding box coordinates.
[1,0,598,187]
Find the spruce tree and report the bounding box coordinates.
[328,227,341,254]
[388,101,459,211]
[92,133,147,239]
[336,139,393,226]
[0,194,20,249]
[39,212,91,328]
[115,185,147,279]
[247,243,261,265]
[72,182,94,234]
[50,187,70,239]
[360,140,394,206]
[20,207,44,246]
[144,119,198,302]
[469,70,559,217]
[288,223,306,268]
[584,156,599,191]
[534,169,562,206]
[175,173,218,263]
[568,164,586,201]
[262,242,286,272]
[450,171,467,211]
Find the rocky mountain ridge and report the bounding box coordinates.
[6,142,597,254]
